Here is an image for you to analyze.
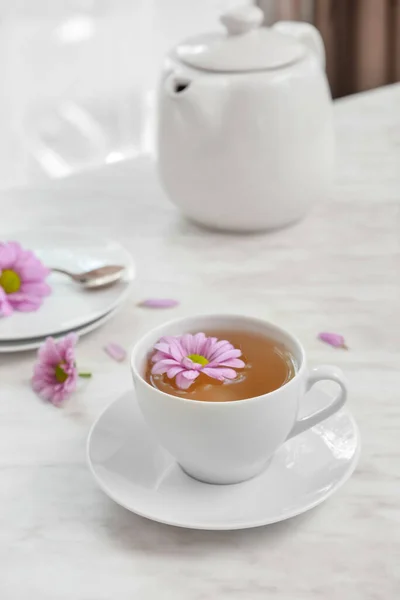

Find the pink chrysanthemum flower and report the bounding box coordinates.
[0,241,51,317]
[151,333,245,390]
[32,334,80,405]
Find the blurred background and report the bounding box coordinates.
[0,0,398,190]
[260,0,400,97]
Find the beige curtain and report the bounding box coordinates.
[258,0,400,97]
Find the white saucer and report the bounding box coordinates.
[0,304,120,353]
[0,229,135,341]
[87,389,360,530]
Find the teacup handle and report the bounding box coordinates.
[288,365,348,439]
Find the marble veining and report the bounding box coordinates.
[0,84,399,598]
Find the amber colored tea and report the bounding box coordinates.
[144,329,297,402]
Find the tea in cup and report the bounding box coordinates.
[131,315,347,484]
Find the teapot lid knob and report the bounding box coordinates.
[174,3,305,72]
[220,5,264,36]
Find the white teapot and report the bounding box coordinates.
[157,4,334,232]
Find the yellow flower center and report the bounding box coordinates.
[188,353,209,366]
[0,269,21,294]
[55,363,68,383]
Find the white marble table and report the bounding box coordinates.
[1,84,399,599]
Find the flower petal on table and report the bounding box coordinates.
[318,332,347,348]
[139,298,179,309]
[104,342,126,362]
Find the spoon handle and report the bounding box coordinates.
[51,268,73,278]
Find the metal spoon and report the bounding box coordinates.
[52,265,125,289]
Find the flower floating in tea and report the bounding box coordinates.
[0,241,51,317]
[32,333,91,405]
[151,333,245,390]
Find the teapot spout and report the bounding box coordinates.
[164,73,192,97]
[161,69,224,132]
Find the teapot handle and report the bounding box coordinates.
[273,21,325,69]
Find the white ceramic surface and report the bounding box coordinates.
[176,6,305,72]
[158,9,333,231]
[0,229,135,340]
[87,389,360,530]
[1,85,399,598]
[131,314,348,484]
[0,305,120,353]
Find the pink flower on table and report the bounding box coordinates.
[0,241,51,317]
[32,334,79,405]
[151,333,245,390]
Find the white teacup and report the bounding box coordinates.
[131,315,348,485]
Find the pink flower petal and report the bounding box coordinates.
[180,333,194,355]
[0,288,13,317]
[203,367,237,380]
[167,366,184,379]
[0,242,18,268]
[168,338,185,362]
[139,298,179,309]
[182,356,194,369]
[151,358,181,375]
[20,281,52,296]
[208,348,242,365]
[208,340,232,361]
[318,332,348,349]
[181,370,200,381]
[17,262,50,283]
[7,296,43,312]
[202,336,218,359]
[151,351,168,362]
[218,358,245,369]
[158,336,173,344]
[176,372,194,390]
[154,342,172,354]
[201,369,225,382]
[57,333,78,357]
[193,332,206,354]
[104,342,126,362]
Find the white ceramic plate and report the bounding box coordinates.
[0,229,135,341]
[87,389,360,530]
[0,305,121,353]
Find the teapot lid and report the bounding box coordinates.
[174,5,305,72]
